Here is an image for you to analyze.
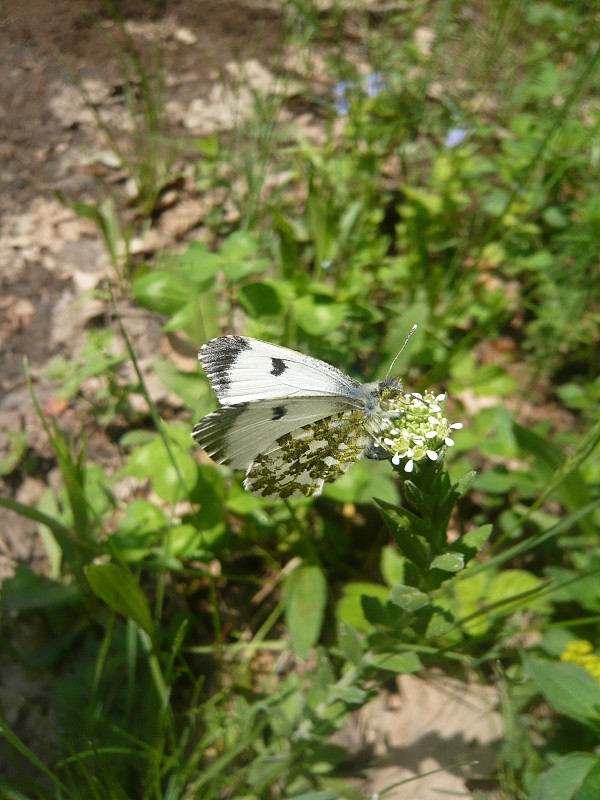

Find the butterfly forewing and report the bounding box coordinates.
[199,336,366,404]
[192,397,358,470]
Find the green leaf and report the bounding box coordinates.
[453,470,477,497]
[375,499,429,570]
[293,296,346,336]
[430,551,465,573]
[337,621,363,666]
[85,564,153,634]
[425,609,455,638]
[514,423,595,535]
[527,658,600,728]
[337,582,390,632]
[531,753,598,800]
[366,651,421,673]
[390,584,430,612]
[133,270,192,314]
[460,524,492,554]
[284,565,327,659]
[153,357,209,408]
[125,434,197,503]
[487,570,548,613]
[238,281,283,318]
[380,545,405,587]
[574,758,600,800]
[0,565,80,614]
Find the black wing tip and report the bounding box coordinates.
[198,335,251,362]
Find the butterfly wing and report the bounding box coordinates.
[244,408,375,499]
[192,396,360,470]
[199,336,367,404]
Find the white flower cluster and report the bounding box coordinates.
[379,392,463,473]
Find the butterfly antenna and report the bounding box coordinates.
[385,324,418,379]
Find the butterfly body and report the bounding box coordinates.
[192,336,405,499]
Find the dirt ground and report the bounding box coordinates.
[0,2,502,796]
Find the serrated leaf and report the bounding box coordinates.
[86,564,153,634]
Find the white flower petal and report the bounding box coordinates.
[445,436,455,446]
[450,422,463,430]
[404,459,414,472]
[426,430,437,439]
[392,453,401,465]
[426,450,439,461]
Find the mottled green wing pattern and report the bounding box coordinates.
[244,409,373,500]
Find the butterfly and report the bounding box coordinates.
[191,335,413,500]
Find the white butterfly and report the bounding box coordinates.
[192,335,410,500]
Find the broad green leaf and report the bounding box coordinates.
[366,651,421,673]
[460,524,492,553]
[284,565,327,659]
[133,270,192,314]
[337,582,390,632]
[532,754,599,800]
[0,565,80,614]
[390,584,430,612]
[85,564,153,634]
[293,296,346,336]
[545,566,600,612]
[527,658,600,727]
[425,609,455,638]
[430,552,465,573]
[238,281,283,318]
[153,357,210,409]
[126,436,197,503]
[574,758,600,800]
[487,570,548,613]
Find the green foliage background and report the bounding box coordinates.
[1,2,600,799]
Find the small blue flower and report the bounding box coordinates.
[444,127,468,148]
[363,72,386,98]
[333,81,355,116]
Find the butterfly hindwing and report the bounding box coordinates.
[244,409,375,499]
